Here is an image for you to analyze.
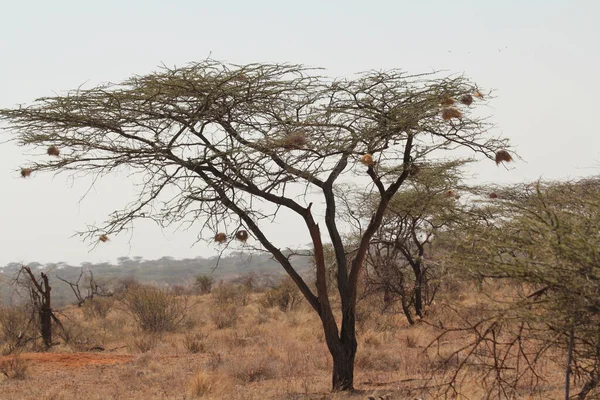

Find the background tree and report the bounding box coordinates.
[362,159,470,324]
[0,60,509,391]
[444,178,600,399]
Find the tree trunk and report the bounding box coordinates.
[411,262,424,318]
[332,346,356,391]
[40,306,52,348]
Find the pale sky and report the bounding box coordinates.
[1,0,598,266]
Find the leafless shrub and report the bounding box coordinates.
[208,304,238,329]
[0,305,35,354]
[121,285,188,333]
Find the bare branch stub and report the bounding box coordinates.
[0,60,510,391]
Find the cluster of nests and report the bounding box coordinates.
[214,230,249,244]
[20,145,61,178]
[439,91,483,121]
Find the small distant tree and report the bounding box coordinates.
[363,160,470,323]
[13,266,64,349]
[1,60,509,391]
[57,269,113,307]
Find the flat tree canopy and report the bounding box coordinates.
[0,60,510,391]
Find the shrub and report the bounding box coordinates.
[194,275,214,295]
[208,304,238,329]
[122,285,188,333]
[183,332,207,354]
[0,356,27,380]
[0,305,34,354]
[82,297,113,319]
[259,277,302,312]
[212,284,248,306]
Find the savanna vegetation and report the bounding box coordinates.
[0,60,598,399]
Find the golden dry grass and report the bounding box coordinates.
[0,283,571,399]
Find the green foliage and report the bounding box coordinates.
[451,178,600,395]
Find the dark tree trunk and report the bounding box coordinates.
[40,307,52,348]
[40,272,52,348]
[400,292,415,325]
[331,345,356,391]
[329,313,358,392]
[412,262,424,318]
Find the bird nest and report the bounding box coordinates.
[235,230,249,242]
[99,234,109,243]
[495,150,513,165]
[360,153,375,167]
[441,108,462,121]
[440,97,455,106]
[281,133,307,151]
[214,232,227,244]
[20,168,33,178]
[47,145,60,157]
[460,94,473,106]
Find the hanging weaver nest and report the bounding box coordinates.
[214,232,227,244]
[281,133,307,150]
[20,168,32,178]
[460,94,473,106]
[473,90,484,99]
[359,153,375,167]
[489,192,499,199]
[495,150,513,165]
[440,97,455,106]
[445,189,457,198]
[47,145,60,157]
[98,234,109,243]
[235,230,249,242]
[441,107,462,121]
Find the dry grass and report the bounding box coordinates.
[0,282,574,399]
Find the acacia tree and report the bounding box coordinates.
[0,60,509,391]
[445,179,600,398]
[363,160,470,324]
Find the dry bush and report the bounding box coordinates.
[0,305,35,354]
[259,277,302,312]
[82,297,114,319]
[212,284,248,306]
[183,332,207,354]
[57,317,98,350]
[0,356,27,380]
[208,304,238,329]
[194,275,214,295]
[121,285,188,332]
